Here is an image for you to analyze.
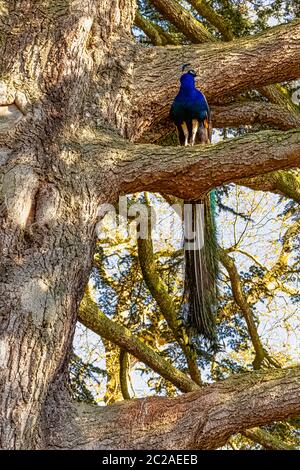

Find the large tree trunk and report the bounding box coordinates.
[0,0,135,449]
[1,0,300,450]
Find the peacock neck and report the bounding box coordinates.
[179,83,196,95]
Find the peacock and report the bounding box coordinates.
[170,64,218,345]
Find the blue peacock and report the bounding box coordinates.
[170,64,218,345]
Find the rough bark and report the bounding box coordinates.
[45,366,300,450]
[0,0,135,450]
[136,204,201,385]
[0,0,300,450]
[119,128,300,198]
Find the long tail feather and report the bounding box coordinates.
[183,191,218,344]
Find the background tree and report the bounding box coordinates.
[0,0,300,450]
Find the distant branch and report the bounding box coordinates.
[78,290,199,393]
[242,427,298,450]
[187,0,234,41]
[149,0,214,43]
[219,248,280,370]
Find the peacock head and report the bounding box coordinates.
[180,63,197,87]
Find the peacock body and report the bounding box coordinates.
[170,65,211,145]
[170,65,218,345]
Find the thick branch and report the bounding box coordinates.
[78,279,290,449]
[119,350,131,400]
[135,11,179,46]
[49,366,300,449]
[117,127,300,198]
[186,1,300,121]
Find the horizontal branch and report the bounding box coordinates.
[0,104,23,133]
[213,101,300,131]
[118,127,300,198]
[49,366,300,449]
[138,101,300,144]
[131,20,300,140]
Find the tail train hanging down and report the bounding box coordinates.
[184,192,218,343]
[170,64,218,344]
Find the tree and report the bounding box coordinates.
[0,0,300,450]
